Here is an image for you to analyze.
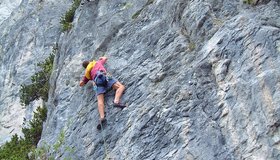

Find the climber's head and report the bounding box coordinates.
[82,60,90,69]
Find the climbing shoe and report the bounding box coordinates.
[113,102,126,109]
[97,118,107,130]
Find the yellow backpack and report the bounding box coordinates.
[85,61,96,79]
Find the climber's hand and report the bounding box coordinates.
[79,81,85,86]
[99,56,107,61]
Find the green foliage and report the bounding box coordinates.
[132,0,154,19]
[20,53,55,105]
[243,0,254,4]
[22,107,48,146]
[0,134,31,160]
[2,48,52,159]
[54,130,65,152]
[30,142,51,160]
[32,131,75,160]
[0,106,47,160]
[61,22,73,32]
[132,9,143,19]
[188,42,196,51]
[121,2,133,10]
[65,146,75,154]
[60,0,81,31]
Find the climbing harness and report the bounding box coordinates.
[94,71,108,86]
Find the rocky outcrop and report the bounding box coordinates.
[0,0,21,25]
[0,0,72,145]
[1,0,280,159]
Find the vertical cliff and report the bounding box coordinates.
[0,0,72,145]
[1,0,280,159]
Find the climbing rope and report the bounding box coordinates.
[100,121,109,160]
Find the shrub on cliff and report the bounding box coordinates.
[22,106,48,146]
[20,53,54,105]
[243,0,254,4]
[61,0,81,31]
[0,106,47,160]
[6,47,54,159]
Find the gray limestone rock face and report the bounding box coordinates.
[0,0,72,145]
[1,0,280,160]
[0,0,22,25]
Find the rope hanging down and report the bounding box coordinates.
[100,122,110,160]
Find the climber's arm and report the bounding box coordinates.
[99,57,107,65]
[79,76,89,86]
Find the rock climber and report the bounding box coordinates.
[79,56,126,130]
